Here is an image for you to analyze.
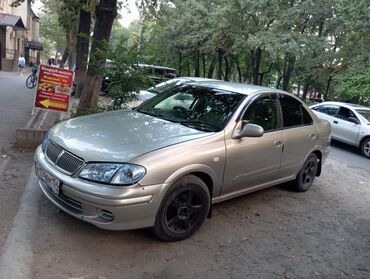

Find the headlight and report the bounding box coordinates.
[79,163,146,185]
[41,131,49,153]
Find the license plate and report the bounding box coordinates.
[35,163,60,196]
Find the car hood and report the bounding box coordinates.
[49,110,208,162]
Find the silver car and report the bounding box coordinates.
[310,102,370,158]
[35,80,331,241]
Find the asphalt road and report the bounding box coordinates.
[0,139,367,279]
[328,140,369,172]
[0,71,35,151]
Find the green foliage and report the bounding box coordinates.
[71,106,107,118]
[105,38,154,109]
[39,12,67,58]
[335,68,370,106]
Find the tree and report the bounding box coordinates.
[78,0,118,113]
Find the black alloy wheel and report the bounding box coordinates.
[294,153,319,192]
[153,175,210,241]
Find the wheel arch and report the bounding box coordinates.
[359,135,370,148]
[312,150,322,176]
[164,164,217,198]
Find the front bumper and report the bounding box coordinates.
[34,145,166,230]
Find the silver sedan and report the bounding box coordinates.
[35,79,331,241]
[310,102,370,158]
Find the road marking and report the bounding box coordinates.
[0,170,40,279]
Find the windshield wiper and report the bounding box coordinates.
[180,120,219,132]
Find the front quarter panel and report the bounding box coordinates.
[131,132,226,197]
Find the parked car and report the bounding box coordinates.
[101,63,180,94]
[310,102,370,158]
[35,80,331,241]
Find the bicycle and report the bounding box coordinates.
[26,66,38,89]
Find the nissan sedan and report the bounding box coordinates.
[35,79,331,241]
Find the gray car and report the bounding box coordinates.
[310,102,370,158]
[35,80,331,241]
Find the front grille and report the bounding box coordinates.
[46,140,62,162]
[45,141,84,175]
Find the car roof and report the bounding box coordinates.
[313,101,370,110]
[179,77,285,96]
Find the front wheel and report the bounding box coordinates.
[153,175,210,241]
[360,138,370,159]
[293,153,318,192]
[26,75,37,89]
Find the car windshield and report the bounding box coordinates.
[137,85,245,132]
[146,78,188,94]
[356,109,370,123]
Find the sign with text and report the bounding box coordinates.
[34,65,73,112]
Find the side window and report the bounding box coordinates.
[242,96,277,132]
[320,105,339,116]
[302,106,314,125]
[337,107,358,122]
[280,96,313,128]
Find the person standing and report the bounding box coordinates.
[18,55,26,76]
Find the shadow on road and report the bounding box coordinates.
[330,139,362,156]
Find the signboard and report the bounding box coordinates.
[34,65,73,112]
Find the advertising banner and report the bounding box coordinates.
[34,65,73,112]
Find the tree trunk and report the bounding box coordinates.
[194,49,200,77]
[224,56,229,81]
[59,46,69,68]
[187,59,191,76]
[276,75,282,89]
[178,50,182,76]
[68,52,74,70]
[207,55,216,78]
[78,0,118,113]
[202,54,206,78]
[301,80,310,102]
[251,47,262,85]
[75,1,92,98]
[324,76,332,101]
[217,48,223,80]
[236,59,242,83]
[282,53,295,91]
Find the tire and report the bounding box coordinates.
[293,153,318,192]
[153,175,210,241]
[360,138,370,159]
[26,75,36,89]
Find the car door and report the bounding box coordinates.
[311,104,340,125]
[333,106,361,145]
[279,95,318,177]
[223,94,284,195]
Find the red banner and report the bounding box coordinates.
[34,65,73,112]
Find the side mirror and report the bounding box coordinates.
[234,123,264,139]
[348,117,360,124]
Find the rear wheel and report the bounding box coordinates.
[360,138,370,159]
[293,153,318,192]
[153,175,210,241]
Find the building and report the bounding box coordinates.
[0,0,42,71]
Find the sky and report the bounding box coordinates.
[33,0,140,28]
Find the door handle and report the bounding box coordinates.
[309,133,317,140]
[333,120,338,124]
[273,140,282,146]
